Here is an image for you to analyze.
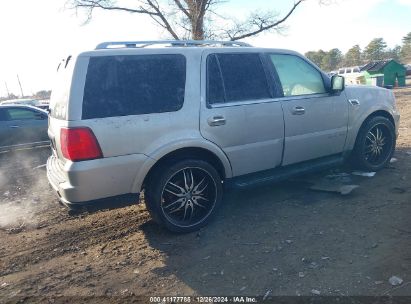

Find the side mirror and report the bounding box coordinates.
[331,75,345,93]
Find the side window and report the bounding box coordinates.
[7,108,40,120]
[346,68,352,73]
[338,69,345,74]
[207,53,271,104]
[0,109,9,121]
[270,54,326,97]
[207,55,225,104]
[83,54,186,119]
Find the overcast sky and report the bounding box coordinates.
[0,0,410,98]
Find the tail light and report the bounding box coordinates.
[60,127,103,161]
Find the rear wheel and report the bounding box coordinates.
[352,116,395,171]
[145,159,223,233]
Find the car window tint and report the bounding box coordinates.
[270,54,326,97]
[207,54,225,104]
[208,53,270,103]
[82,54,186,119]
[0,109,9,121]
[7,108,39,120]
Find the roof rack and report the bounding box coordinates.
[95,40,252,49]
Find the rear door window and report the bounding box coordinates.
[82,54,186,119]
[207,53,271,104]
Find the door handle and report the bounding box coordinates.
[292,106,305,115]
[9,125,20,128]
[348,99,360,106]
[207,115,226,126]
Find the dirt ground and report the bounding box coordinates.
[1,87,411,303]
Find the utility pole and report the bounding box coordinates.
[4,81,10,98]
[17,74,24,98]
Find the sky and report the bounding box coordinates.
[0,0,410,98]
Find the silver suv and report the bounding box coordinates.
[47,40,399,232]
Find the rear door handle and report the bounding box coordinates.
[9,125,20,128]
[292,106,305,115]
[207,115,226,126]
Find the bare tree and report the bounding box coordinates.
[68,0,310,41]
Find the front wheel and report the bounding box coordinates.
[145,159,223,233]
[352,116,396,171]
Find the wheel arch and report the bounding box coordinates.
[347,109,396,152]
[131,143,232,193]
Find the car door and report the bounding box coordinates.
[268,53,348,166]
[200,51,285,177]
[0,108,16,147]
[4,107,48,146]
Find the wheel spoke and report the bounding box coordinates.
[376,128,380,141]
[189,169,195,191]
[196,183,208,195]
[183,202,194,221]
[194,195,209,202]
[169,201,186,214]
[164,182,185,197]
[163,197,185,210]
[368,131,377,142]
[183,170,189,191]
[364,145,374,154]
[192,198,206,208]
[193,177,206,193]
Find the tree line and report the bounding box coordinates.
[305,33,411,72]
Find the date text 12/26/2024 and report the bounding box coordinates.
[149,296,258,303]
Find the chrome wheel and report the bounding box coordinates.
[160,167,217,228]
[364,123,393,166]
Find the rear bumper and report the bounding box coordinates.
[47,153,148,204]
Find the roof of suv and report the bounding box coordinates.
[77,40,300,58]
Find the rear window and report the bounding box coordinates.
[82,54,186,119]
[49,56,74,120]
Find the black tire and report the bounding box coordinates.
[351,116,396,171]
[145,159,223,233]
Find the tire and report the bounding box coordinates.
[145,159,223,233]
[351,116,396,171]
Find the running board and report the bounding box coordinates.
[228,155,344,189]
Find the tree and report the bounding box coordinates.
[364,38,387,61]
[343,44,362,66]
[402,32,411,45]
[321,48,342,71]
[69,0,325,41]
[387,45,401,62]
[401,32,411,64]
[34,90,52,100]
[305,48,342,71]
[305,50,327,68]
